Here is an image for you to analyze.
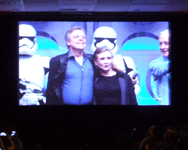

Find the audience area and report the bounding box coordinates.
[1,121,188,150]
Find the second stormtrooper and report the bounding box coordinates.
[91,26,140,95]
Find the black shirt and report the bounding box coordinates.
[94,74,121,105]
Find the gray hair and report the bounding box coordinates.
[65,26,85,42]
[159,29,171,38]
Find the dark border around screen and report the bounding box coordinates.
[0,12,188,110]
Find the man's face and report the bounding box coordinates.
[158,33,170,58]
[66,30,86,51]
[94,51,113,72]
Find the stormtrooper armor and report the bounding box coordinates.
[19,24,38,56]
[91,26,140,95]
[91,26,118,56]
[19,24,50,105]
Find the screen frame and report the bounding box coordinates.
[0,12,187,108]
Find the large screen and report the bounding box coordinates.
[1,12,188,150]
[18,20,171,106]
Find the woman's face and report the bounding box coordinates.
[95,51,113,72]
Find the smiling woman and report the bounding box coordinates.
[93,46,138,105]
[94,49,115,76]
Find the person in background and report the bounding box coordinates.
[6,125,24,150]
[46,26,94,105]
[149,30,171,105]
[93,46,137,105]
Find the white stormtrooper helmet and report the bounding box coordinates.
[91,26,118,55]
[19,24,38,55]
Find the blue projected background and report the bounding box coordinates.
[122,37,159,51]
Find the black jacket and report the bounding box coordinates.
[94,71,138,105]
[46,52,94,105]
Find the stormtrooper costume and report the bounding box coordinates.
[19,24,50,105]
[91,26,140,95]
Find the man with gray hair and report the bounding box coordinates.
[149,30,171,105]
[46,26,94,105]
